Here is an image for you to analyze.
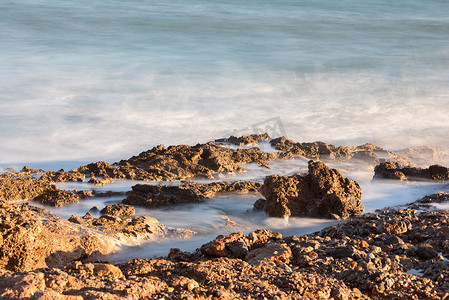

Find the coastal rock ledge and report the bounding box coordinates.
[260,160,364,219]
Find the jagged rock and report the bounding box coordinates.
[0,202,114,272]
[40,169,85,183]
[253,198,266,211]
[270,137,408,165]
[245,242,292,265]
[215,133,271,146]
[374,161,449,182]
[123,181,261,208]
[100,204,135,218]
[117,141,278,181]
[33,190,80,207]
[260,160,364,219]
[88,177,114,185]
[200,229,282,258]
[67,212,194,242]
[0,178,55,202]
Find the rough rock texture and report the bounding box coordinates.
[270,136,408,165]
[33,190,81,207]
[100,204,135,217]
[40,169,85,183]
[67,212,194,243]
[0,178,55,202]
[215,133,271,146]
[1,193,449,299]
[374,161,449,181]
[260,160,364,219]
[0,202,114,272]
[117,142,278,181]
[123,181,261,208]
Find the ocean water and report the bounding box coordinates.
[1,0,449,166]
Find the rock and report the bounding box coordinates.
[40,169,85,183]
[0,178,55,202]
[200,230,282,258]
[253,198,266,211]
[88,177,114,185]
[123,181,261,208]
[33,190,80,207]
[0,202,114,272]
[100,204,135,218]
[245,242,292,265]
[215,133,271,146]
[417,244,438,259]
[374,161,449,182]
[93,263,125,279]
[260,160,364,219]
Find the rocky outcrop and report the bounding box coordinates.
[0,178,55,202]
[260,160,364,219]
[0,202,114,272]
[40,169,85,183]
[123,181,261,208]
[215,133,271,146]
[270,137,409,165]
[117,142,278,181]
[33,190,80,207]
[374,161,449,181]
[67,212,194,243]
[100,204,135,217]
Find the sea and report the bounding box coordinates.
[1,0,449,260]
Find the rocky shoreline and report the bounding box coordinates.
[1,134,449,299]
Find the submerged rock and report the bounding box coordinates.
[260,160,364,219]
[374,161,449,181]
[123,180,261,208]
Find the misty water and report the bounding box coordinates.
[1,0,449,166]
[2,0,449,261]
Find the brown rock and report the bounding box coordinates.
[374,160,449,182]
[33,190,80,207]
[215,133,271,146]
[123,180,261,208]
[100,204,135,218]
[261,160,364,219]
[0,178,54,202]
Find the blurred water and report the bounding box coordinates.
[1,0,449,166]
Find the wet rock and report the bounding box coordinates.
[417,192,449,204]
[33,190,80,207]
[374,160,449,182]
[253,198,266,211]
[215,133,271,146]
[100,204,135,218]
[0,178,54,202]
[124,180,261,208]
[261,160,364,219]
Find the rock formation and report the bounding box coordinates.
[374,161,449,181]
[260,160,364,219]
[123,181,261,208]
